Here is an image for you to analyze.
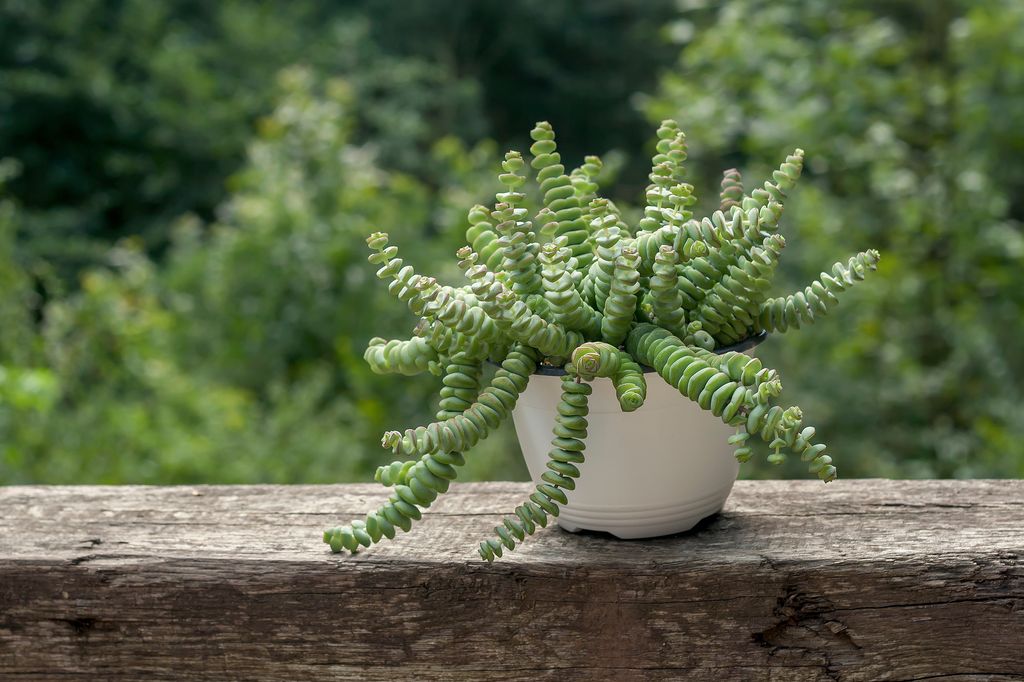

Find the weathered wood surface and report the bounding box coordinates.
[1,480,1022,681]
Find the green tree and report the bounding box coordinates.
[1,0,673,288]
[1,69,523,484]
[354,0,677,189]
[0,160,39,364]
[649,0,1024,477]
[0,0,485,281]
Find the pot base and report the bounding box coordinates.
[552,478,736,539]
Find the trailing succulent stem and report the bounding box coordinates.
[326,119,879,560]
[479,375,591,561]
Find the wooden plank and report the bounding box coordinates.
[1,480,1022,681]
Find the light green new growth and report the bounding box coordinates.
[571,342,646,412]
[530,122,590,270]
[720,168,744,212]
[539,242,602,338]
[600,243,641,347]
[364,336,441,376]
[325,120,880,561]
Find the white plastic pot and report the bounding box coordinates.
[511,335,765,539]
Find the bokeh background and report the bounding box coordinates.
[2,0,1022,484]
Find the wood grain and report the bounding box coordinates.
[1,480,1022,681]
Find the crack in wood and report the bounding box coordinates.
[61,617,96,636]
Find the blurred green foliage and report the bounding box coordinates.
[0,0,673,484]
[0,0,487,279]
[1,0,1022,483]
[650,0,1024,477]
[1,69,522,484]
[0,0,672,281]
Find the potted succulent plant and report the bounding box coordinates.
[325,120,879,561]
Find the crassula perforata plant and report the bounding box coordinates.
[325,120,879,561]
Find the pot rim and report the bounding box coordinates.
[530,330,768,376]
